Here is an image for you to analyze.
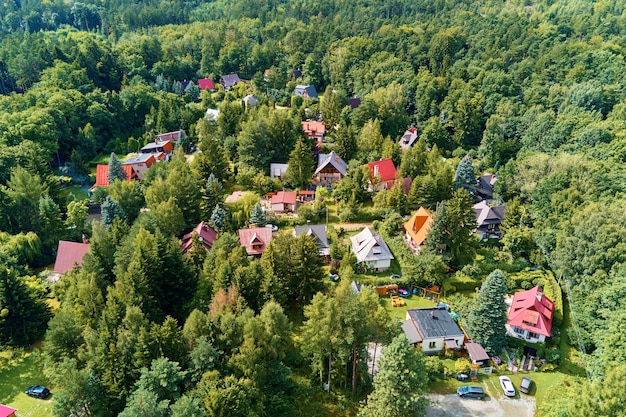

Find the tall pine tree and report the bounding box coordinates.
[453,154,475,194]
[284,138,314,189]
[108,152,127,183]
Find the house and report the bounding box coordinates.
[367,158,397,190]
[475,173,497,200]
[238,227,273,256]
[123,153,156,180]
[289,69,303,80]
[348,96,361,109]
[0,404,16,417]
[399,127,418,150]
[506,286,554,343]
[465,341,490,365]
[181,222,217,255]
[270,163,288,180]
[205,108,220,121]
[314,151,347,186]
[197,77,215,91]
[294,224,330,257]
[243,94,260,108]
[297,190,315,203]
[53,240,90,275]
[402,307,465,354]
[350,227,394,272]
[404,207,433,253]
[473,201,506,240]
[157,130,186,143]
[90,164,136,191]
[220,73,241,90]
[225,191,246,204]
[294,84,318,99]
[301,120,325,141]
[270,191,299,213]
[140,140,174,159]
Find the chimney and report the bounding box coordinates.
[431,311,435,319]
[82,234,88,244]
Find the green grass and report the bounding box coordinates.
[0,349,53,417]
[65,184,90,201]
[381,294,436,321]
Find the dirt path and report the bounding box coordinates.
[426,393,535,417]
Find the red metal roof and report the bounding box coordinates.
[198,78,215,90]
[0,404,16,417]
[53,241,90,274]
[507,286,554,337]
[181,222,217,254]
[238,227,273,256]
[94,164,135,187]
[367,158,397,182]
[301,121,326,136]
[271,191,297,205]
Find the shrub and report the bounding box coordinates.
[454,358,471,373]
[423,356,444,380]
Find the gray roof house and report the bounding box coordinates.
[270,163,288,180]
[294,224,330,257]
[350,227,394,272]
[475,173,497,200]
[314,151,347,186]
[220,73,241,90]
[473,200,506,240]
[402,307,465,354]
[294,84,318,99]
[399,127,418,150]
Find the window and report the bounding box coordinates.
[514,327,525,335]
[428,341,436,349]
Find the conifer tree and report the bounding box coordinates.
[210,205,226,231]
[100,196,124,227]
[466,269,508,355]
[453,154,475,194]
[249,203,266,227]
[334,121,357,161]
[108,152,127,183]
[202,174,224,222]
[284,138,314,189]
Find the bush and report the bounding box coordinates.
[423,356,444,380]
[454,358,471,373]
[443,272,481,293]
[546,348,561,364]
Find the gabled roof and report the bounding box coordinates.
[53,240,90,274]
[294,224,329,255]
[225,191,246,204]
[302,121,325,135]
[238,227,273,256]
[348,96,361,109]
[220,73,241,87]
[140,140,173,154]
[243,94,259,107]
[404,207,433,247]
[94,164,135,187]
[507,286,554,337]
[473,201,506,227]
[157,130,186,142]
[205,108,220,121]
[181,222,217,254]
[270,163,288,179]
[400,127,418,150]
[367,158,397,183]
[294,85,318,98]
[404,307,464,341]
[476,173,497,199]
[198,78,215,90]
[465,341,490,363]
[271,191,297,205]
[350,227,394,263]
[315,151,347,176]
[123,153,156,167]
[0,404,16,417]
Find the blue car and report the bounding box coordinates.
[25,385,50,399]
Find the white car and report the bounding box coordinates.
[499,376,516,397]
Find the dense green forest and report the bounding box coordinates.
[1,0,626,415]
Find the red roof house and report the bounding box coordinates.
[367,158,397,190]
[0,404,16,417]
[181,222,217,254]
[270,191,299,213]
[506,286,554,343]
[302,121,325,141]
[156,130,187,142]
[198,78,215,91]
[238,227,273,256]
[91,164,135,191]
[53,240,90,275]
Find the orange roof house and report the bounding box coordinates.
[506,286,554,343]
[53,240,90,275]
[91,164,135,191]
[302,121,325,140]
[238,227,273,256]
[404,207,433,253]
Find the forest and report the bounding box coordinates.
[1,0,626,415]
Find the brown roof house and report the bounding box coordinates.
[51,240,90,281]
[314,151,347,187]
[181,222,217,255]
[238,227,273,257]
[473,201,506,240]
[404,207,433,253]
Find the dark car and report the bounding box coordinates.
[25,385,50,399]
[457,385,484,399]
[519,376,533,394]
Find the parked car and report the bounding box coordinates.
[519,376,533,394]
[456,373,469,381]
[25,385,50,399]
[499,376,516,397]
[265,224,279,232]
[390,273,402,279]
[457,385,484,399]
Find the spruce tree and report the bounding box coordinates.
[453,154,475,194]
[202,174,224,222]
[249,203,266,227]
[209,205,226,232]
[101,196,124,227]
[423,202,446,254]
[284,138,314,189]
[466,269,508,355]
[334,121,357,161]
[108,152,127,183]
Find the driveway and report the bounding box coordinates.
[426,392,535,417]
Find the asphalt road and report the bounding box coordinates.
[425,392,535,417]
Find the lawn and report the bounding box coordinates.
[0,349,53,417]
[381,293,436,321]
